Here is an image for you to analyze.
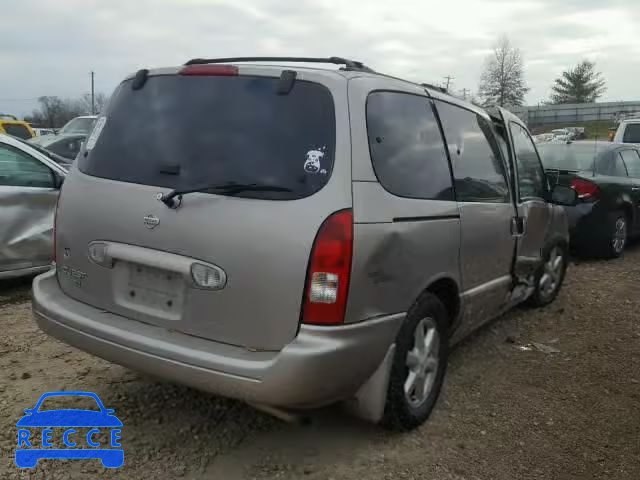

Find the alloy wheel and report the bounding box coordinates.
[404,317,440,408]
[612,217,627,255]
[539,246,564,299]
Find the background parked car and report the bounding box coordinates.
[565,126,587,140]
[533,133,555,143]
[32,128,56,136]
[0,118,35,140]
[28,133,86,161]
[58,115,98,136]
[550,128,575,143]
[539,141,640,257]
[0,134,66,279]
[613,117,640,145]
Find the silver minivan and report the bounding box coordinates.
[32,57,576,430]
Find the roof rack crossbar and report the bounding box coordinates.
[184,56,374,72]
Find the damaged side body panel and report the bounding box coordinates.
[0,187,58,279]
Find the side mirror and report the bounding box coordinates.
[551,184,578,206]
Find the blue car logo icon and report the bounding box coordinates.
[16,391,123,468]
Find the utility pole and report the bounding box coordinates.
[443,75,454,91]
[90,71,95,115]
[461,88,469,100]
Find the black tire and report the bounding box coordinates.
[598,211,628,259]
[525,242,568,308]
[382,292,448,431]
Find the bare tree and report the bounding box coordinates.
[27,97,81,128]
[478,36,529,107]
[550,60,606,104]
[76,93,109,115]
[25,94,108,128]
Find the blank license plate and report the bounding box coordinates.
[126,264,184,314]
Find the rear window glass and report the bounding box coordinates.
[622,124,640,143]
[79,75,335,200]
[2,123,32,139]
[538,144,599,171]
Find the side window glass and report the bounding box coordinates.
[0,144,54,188]
[622,124,640,144]
[620,150,640,178]
[435,101,509,203]
[610,154,629,177]
[366,91,453,200]
[509,123,547,200]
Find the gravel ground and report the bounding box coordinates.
[1,245,638,479]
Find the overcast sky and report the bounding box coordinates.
[2,0,639,117]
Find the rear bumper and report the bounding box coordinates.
[32,270,403,409]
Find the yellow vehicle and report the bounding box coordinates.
[0,114,35,139]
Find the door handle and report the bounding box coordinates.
[511,217,526,236]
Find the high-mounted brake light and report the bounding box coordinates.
[302,210,353,325]
[571,178,599,200]
[179,64,238,76]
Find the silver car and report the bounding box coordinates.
[0,134,66,280]
[32,57,575,430]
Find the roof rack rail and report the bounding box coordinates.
[421,83,447,94]
[183,56,375,72]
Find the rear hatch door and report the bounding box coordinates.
[55,66,351,351]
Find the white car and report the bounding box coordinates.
[613,118,640,144]
[33,128,56,136]
[533,133,554,143]
[58,115,98,136]
[0,134,67,279]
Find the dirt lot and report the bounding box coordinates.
[1,246,639,480]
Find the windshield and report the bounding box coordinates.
[30,135,65,148]
[79,75,336,200]
[538,144,600,170]
[623,124,640,143]
[59,117,96,135]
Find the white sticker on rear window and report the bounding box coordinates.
[304,147,327,174]
[85,116,107,150]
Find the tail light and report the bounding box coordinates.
[52,196,60,263]
[179,64,238,76]
[571,178,599,200]
[302,210,353,325]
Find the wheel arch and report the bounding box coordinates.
[422,276,460,329]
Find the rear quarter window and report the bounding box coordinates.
[366,91,453,200]
[79,75,336,200]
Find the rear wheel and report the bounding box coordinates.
[382,292,448,431]
[603,212,627,258]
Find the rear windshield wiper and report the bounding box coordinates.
[159,183,293,208]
